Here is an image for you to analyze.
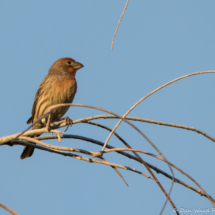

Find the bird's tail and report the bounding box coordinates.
[21,116,42,159]
[20,133,40,159]
[20,146,35,159]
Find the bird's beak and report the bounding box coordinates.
[73,62,84,70]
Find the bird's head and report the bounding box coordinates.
[49,58,84,76]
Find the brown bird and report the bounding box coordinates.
[20,58,84,159]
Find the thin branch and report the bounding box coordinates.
[4,140,153,179]
[0,127,47,145]
[2,114,215,145]
[84,121,180,213]
[19,136,128,186]
[111,0,129,50]
[59,115,215,143]
[1,90,213,210]
[102,157,129,186]
[35,134,215,202]
[0,203,19,215]
[84,121,214,203]
[103,71,215,151]
[4,135,215,202]
[101,70,215,213]
[82,120,131,147]
[12,112,51,141]
[1,108,214,207]
[47,103,177,213]
[102,148,215,204]
[84,121,179,212]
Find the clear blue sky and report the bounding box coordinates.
[1,1,215,214]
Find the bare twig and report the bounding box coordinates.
[82,121,131,147]
[19,136,128,185]
[30,134,215,202]
[101,70,215,214]
[4,136,215,203]
[0,128,48,144]
[2,107,214,210]
[111,0,129,50]
[101,148,215,205]
[102,157,129,186]
[60,115,215,143]
[0,203,19,215]
[12,112,51,142]
[85,121,179,213]
[47,103,177,213]
[84,121,214,203]
[2,115,215,145]
[103,71,215,151]
[4,140,152,179]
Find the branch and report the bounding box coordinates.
[4,140,152,179]
[103,71,215,151]
[102,157,129,186]
[47,103,177,214]
[111,0,129,50]
[57,115,215,143]
[94,71,215,214]
[2,115,215,145]
[101,148,215,203]
[82,121,215,203]
[3,134,214,202]
[18,136,126,186]
[2,110,214,208]
[0,203,19,215]
[35,134,215,202]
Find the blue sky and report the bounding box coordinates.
[1,0,215,214]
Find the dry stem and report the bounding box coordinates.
[35,134,215,202]
[103,70,215,151]
[47,103,177,213]
[111,0,129,50]
[101,70,215,213]
[5,140,152,179]
[0,203,19,215]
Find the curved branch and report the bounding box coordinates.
[4,140,152,179]
[64,115,215,143]
[102,148,215,202]
[91,70,215,213]
[35,134,215,202]
[47,103,177,213]
[18,136,129,185]
[0,203,19,215]
[111,0,129,50]
[2,115,215,145]
[103,70,215,150]
[101,157,129,186]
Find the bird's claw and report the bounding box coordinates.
[63,116,73,132]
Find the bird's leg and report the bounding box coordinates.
[61,116,73,132]
[45,112,52,133]
[46,113,64,142]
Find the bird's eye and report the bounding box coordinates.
[67,61,71,64]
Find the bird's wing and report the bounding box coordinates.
[26,75,49,124]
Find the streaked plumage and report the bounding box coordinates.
[20,58,83,159]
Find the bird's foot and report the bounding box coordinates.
[61,116,73,132]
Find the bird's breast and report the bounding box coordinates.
[51,76,77,103]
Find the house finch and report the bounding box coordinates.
[20,57,84,159]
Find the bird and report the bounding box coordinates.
[20,57,84,159]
